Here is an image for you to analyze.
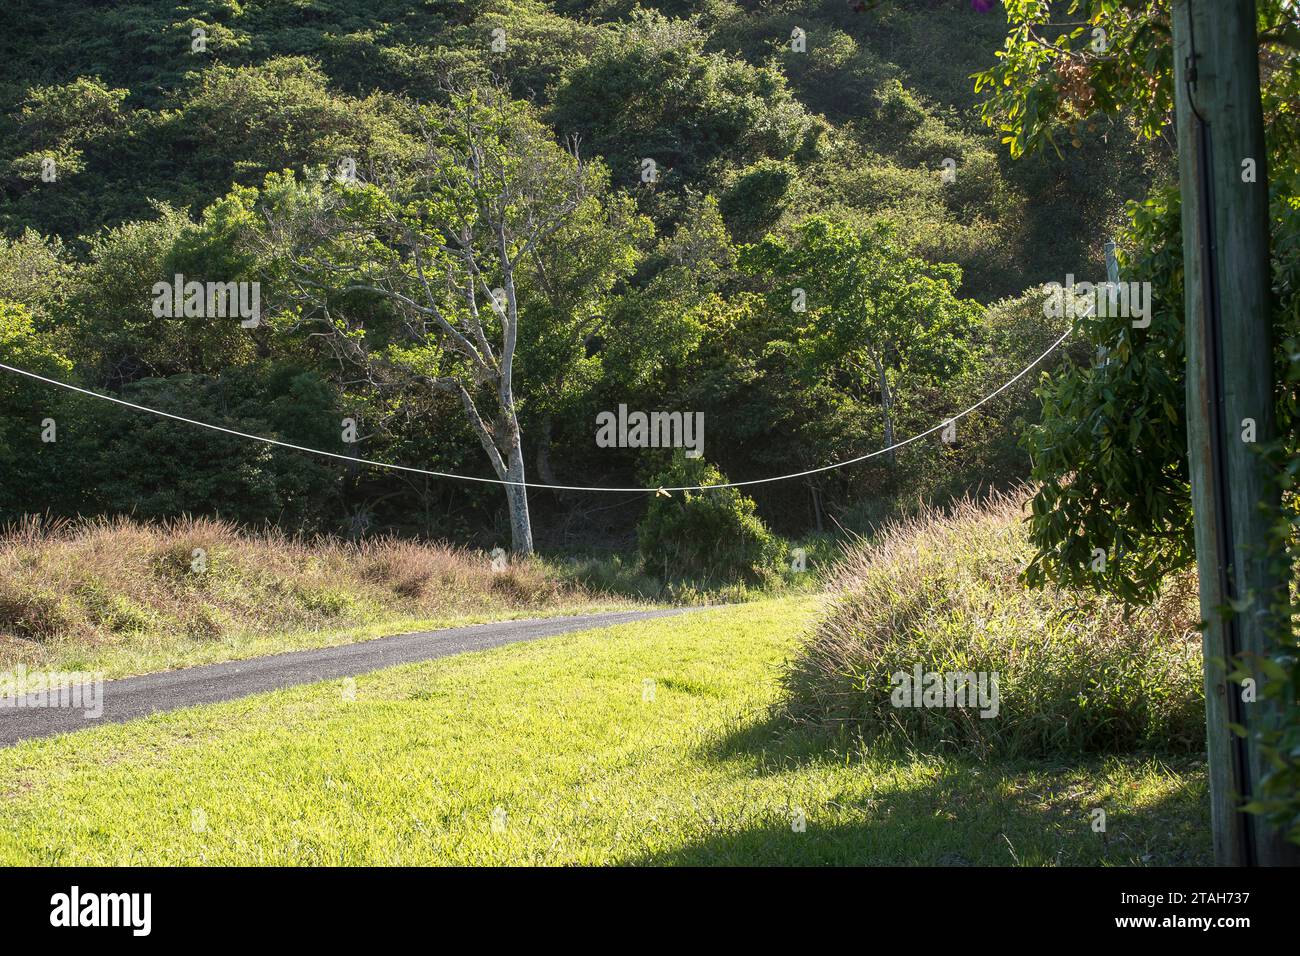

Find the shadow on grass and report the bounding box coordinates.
[667,710,1211,866]
[699,707,871,773]
[647,760,1208,865]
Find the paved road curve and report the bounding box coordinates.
[0,608,692,747]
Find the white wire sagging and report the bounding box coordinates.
[0,327,1069,493]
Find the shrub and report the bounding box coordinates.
[719,160,795,241]
[0,580,77,640]
[781,491,1205,757]
[637,455,784,588]
[551,553,661,601]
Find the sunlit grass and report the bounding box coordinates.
[0,598,1209,865]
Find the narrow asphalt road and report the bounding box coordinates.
[0,607,693,747]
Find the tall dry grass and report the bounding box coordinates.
[781,490,1205,757]
[0,514,585,652]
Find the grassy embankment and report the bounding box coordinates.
[0,515,641,679]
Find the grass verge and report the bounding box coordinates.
[0,598,1209,865]
[0,515,640,678]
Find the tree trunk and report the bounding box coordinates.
[504,437,534,555]
[874,357,896,466]
[536,414,557,484]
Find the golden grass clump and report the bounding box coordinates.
[781,490,1205,757]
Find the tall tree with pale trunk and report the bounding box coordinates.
[249,85,602,555]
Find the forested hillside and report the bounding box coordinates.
[0,0,1160,548]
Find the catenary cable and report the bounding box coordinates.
[0,326,1069,493]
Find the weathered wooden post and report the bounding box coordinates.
[1171,0,1299,865]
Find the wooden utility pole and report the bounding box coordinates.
[1171,0,1299,866]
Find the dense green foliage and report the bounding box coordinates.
[0,1,1152,568]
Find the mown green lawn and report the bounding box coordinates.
[0,598,1210,865]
